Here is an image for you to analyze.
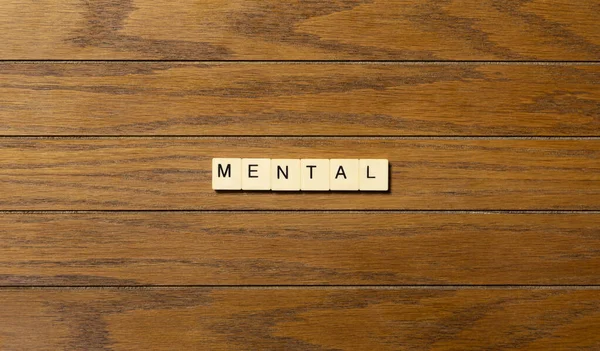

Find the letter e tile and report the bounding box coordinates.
[242,158,271,190]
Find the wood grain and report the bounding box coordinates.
[1,0,599,60]
[2,0,598,346]
[0,138,598,210]
[0,288,599,350]
[1,212,599,286]
[1,63,599,136]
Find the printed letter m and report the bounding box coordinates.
[218,164,231,178]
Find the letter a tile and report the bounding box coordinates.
[330,159,359,191]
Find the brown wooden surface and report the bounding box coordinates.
[0,288,599,350]
[1,0,599,60]
[2,0,599,347]
[1,138,598,210]
[1,212,599,286]
[1,63,599,136]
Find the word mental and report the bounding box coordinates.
[213,158,389,191]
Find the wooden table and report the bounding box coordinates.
[1,1,599,349]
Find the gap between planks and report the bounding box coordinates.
[2,210,600,214]
[3,286,600,290]
[1,136,600,140]
[1,60,600,65]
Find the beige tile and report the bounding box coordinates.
[330,159,359,191]
[242,158,271,190]
[359,159,389,191]
[271,159,301,191]
[212,158,242,190]
[300,159,330,191]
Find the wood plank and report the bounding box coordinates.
[0,138,598,210]
[0,288,599,350]
[1,137,598,210]
[1,1,599,60]
[1,212,599,286]
[1,63,599,136]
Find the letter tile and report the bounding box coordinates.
[359,159,389,191]
[271,159,301,191]
[242,158,271,190]
[212,158,242,190]
[300,159,329,191]
[330,159,359,191]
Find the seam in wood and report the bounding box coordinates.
[2,285,600,290]
[1,210,600,214]
[1,136,600,140]
[1,60,600,65]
